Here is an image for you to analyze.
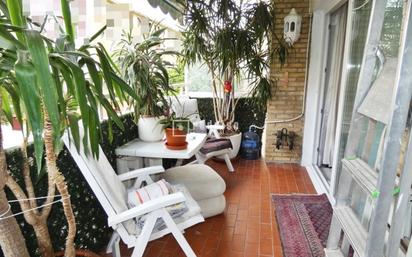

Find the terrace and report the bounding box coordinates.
[0,0,411,257]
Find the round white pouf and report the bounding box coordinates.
[163,164,226,218]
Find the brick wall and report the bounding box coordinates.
[263,0,310,163]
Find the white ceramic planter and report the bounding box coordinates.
[217,132,242,159]
[138,116,164,142]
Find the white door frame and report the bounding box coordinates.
[302,0,353,203]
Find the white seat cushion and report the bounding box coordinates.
[158,184,202,231]
[163,164,226,200]
[197,195,226,218]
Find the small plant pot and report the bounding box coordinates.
[165,128,187,150]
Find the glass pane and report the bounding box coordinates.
[318,4,347,184]
[185,62,253,95]
[355,0,404,167]
[186,62,212,92]
[380,0,404,57]
[340,0,405,231]
[336,0,373,174]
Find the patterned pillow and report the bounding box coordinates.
[127,179,171,207]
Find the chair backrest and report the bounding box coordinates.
[62,131,136,240]
[170,96,201,122]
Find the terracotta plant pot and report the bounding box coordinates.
[165,128,187,150]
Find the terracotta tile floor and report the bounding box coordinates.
[107,159,316,257]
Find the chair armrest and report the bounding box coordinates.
[117,166,165,182]
[107,192,185,227]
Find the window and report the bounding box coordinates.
[185,61,253,98]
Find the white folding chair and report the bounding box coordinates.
[62,133,204,257]
[170,97,234,172]
[195,148,234,172]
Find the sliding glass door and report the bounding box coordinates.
[316,3,348,184]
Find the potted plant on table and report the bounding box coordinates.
[159,112,193,150]
[114,27,177,142]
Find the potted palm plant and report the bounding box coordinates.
[114,28,177,142]
[0,1,137,256]
[181,0,289,158]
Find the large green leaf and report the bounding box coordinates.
[6,0,26,44]
[89,25,107,43]
[2,79,23,128]
[51,65,68,135]
[51,54,93,154]
[0,1,10,19]
[80,57,103,97]
[25,30,61,149]
[96,43,122,78]
[95,47,117,104]
[110,71,139,103]
[0,25,24,49]
[99,97,124,130]
[50,58,76,95]
[88,109,99,158]
[67,112,80,152]
[0,87,13,125]
[14,50,44,173]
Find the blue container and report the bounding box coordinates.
[241,131,261,160]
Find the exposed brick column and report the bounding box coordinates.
[263,0,310,163]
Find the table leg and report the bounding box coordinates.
[144,158,162,167]
[144,158,163,182]
[175,159,183,166]
[116,156,144,187]
[194,153,204,164]
[116,158,129,174]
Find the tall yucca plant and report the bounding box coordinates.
[182,0,288,133]
[0,0,137,256]
[113,27,177,119]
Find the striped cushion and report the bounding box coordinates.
[127,179,171,207]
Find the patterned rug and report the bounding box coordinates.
[272,194,332,257]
